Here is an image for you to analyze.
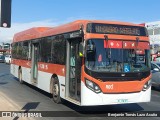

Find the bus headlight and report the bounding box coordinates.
[142,79,151,91]
[85,79,101,93]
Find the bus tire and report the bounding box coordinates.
[52,77,61,104]
[18,68,23,84]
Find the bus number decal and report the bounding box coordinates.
[39,64,48,70]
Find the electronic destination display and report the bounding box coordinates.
[87,23,148,36]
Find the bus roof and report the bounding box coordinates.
[13,20,145,42]
[13,27,51,42]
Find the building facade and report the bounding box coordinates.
[145,21,160,45]
[145,21,160,54]
[0,43,11,55]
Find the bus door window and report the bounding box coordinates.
[69,44,76,96]
[70,52,75,79]
[31,43,39,83]
[28,42,31,60]
[70,45,75,79]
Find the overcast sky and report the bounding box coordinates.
[0,0,160,44]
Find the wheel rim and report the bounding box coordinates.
[54,84,59,95]
[53,82,59,99]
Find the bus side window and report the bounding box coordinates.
[40,37,52,63]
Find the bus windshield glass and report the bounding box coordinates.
[85,39,150,73]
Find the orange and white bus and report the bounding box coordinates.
[11,20,151,106]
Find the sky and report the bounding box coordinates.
[0,0,160,43]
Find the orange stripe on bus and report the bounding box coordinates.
[11,59,65,76]
[85,33,149,41]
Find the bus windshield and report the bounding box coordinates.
[85,39,150,73]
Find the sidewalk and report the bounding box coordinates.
[0,91,34,120]
[0,92,20,111]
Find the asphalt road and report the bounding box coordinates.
[0,63,160,120]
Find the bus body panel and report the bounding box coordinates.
[81,82,151,106]
[10,64,19,78]
[36,70,52,93]
[37,71,66,99]
[10,63,66,99]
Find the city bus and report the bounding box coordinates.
[11,20,151,106]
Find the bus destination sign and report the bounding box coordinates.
[87,23,147,36]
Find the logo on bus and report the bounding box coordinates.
[106,84,113,90]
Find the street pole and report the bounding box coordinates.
[152,27,155,54]
[147,24,158,61]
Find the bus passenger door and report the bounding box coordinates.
[31,43,39,84]
[66,38,82,101]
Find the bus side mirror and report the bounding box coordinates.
[79,43,83,57]
[0,0,12,28]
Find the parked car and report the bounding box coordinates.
[151,61,160,88]
[5,55,11,64]
[0,55,5,63]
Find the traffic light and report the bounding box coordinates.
[0,0,11,28]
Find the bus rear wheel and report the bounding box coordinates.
[52,77,61,104]
[18,68,23,84]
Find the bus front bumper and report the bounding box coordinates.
[81,82,151,106]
